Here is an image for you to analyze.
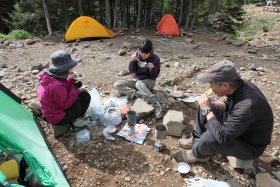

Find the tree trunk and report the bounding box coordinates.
[99,0,105,24]
[144,0,149,28]
[88,0,95,18]
[78,0,84,16]
[62,0,70,31]
[160,0,163,18]
[136,0,142,29]
[121,0,127,28]
[105,0,111,28]
[178,0,184,26]
[149,0,153,26]
[185,0,193,30]
[42,0,52,36]
[113,0,119,30]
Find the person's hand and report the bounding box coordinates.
[68,68,75,75]
[73,81,82,88]
[131,54,137,61]
[147,62,154,69]
[197,93,212,109]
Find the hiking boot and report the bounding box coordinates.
[50,123,71,138]
[153,101,163,119]
[178,137,199,149]
[73,117,91,128]
[179,149,210,164]
[150,94,163,119]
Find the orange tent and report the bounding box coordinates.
[156,14,179,36]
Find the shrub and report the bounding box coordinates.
[6,30,32,39]
[262,25,269,33]
[0,33,7,39]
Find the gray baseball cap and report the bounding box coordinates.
[197,59,241,83]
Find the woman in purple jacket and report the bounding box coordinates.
[114,39,163,119]
[38,50,91,137]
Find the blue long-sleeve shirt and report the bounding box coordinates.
[206,80,273,156]
[128,52,160,80]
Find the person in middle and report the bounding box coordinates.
[114,39,163,119]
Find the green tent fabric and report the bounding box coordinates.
[0,84,70,187]
[0,171,25,186]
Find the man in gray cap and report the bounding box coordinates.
[178,59,273,163]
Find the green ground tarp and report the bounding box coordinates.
[0,86,70,187]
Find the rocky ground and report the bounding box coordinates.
[1,5,280,187]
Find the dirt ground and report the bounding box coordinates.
[1,5,280,187]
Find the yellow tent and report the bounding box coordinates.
[65,16,116,42]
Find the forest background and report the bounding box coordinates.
[0,0,267,39]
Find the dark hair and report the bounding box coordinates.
[139,39,153,54]
[214,79,242,88]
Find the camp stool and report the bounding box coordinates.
[50,123,72,138]
[227,156,254,169]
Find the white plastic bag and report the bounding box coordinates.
[100,107,122,127]
[100,97,127,127]
[76,129,90,143]
[103,126,117,140]
[185,178,230,187]
[86,88,103,119]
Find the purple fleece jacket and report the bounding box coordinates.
[38,72,79,124]
[128,52,160,80]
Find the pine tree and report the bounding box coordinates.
[0,0,16,34]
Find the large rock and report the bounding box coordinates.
[227,156,254,169]
[272,171,280,181]
[256,173,280,187]
[163,110,183,137]
[130,98,154,120]
[29,98,42,115]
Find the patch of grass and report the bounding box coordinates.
[237,11,280,41]
[0,30,32,39]
[0,33,7,39]
[7,30,32,39]
[227,33,238,40]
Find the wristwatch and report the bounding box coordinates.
[201,108,212,116]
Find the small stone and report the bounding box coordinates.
[174,62,180,68]
[249,64,257,70]
[0,63,8,68]
[25,39,36,45]
[31,70,40,74]
[118,49,127,56]
[248,48,257,54]
[0,71,5,78]
[256,67,264,72]
[124,176,131,182]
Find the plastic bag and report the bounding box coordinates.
[100,97,127,127]
[103,126,117,140]
[76,129,90,143]
[86,88,103,119]
[100,107,122,127]
[185,178,230,187]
